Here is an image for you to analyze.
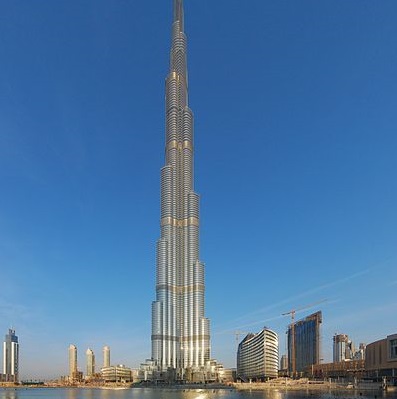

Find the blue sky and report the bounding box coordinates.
[0,0,396,380]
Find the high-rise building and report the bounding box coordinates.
[237,327,279,381]
[2,329,19,382]
[333,333,349,362]
[354,343,366,360]
[287,311,322,375]
[333,334,366,362]
[103,346,110,368]
[280,354,288,371]
[68,344,78,380]
[86,348,95,377]
[151,0,210,380]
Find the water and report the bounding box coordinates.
[0,388,396,399]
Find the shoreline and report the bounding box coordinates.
[232,381,391,392]
[2,381,395,393]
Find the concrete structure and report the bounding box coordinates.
[137,359,157,382]
[333,334,349,362]
[103,346,110,368]
[333,334,366,363]
[237,327,279,381]
[312,359,365,380]
[68,344,78,381]
[2,329,19,383]
[279,354,288,375]
[218,368,236,383]
[354,343,366,360]
[151,0,210,381]
[365,334,397,386]
[101,365,132,383]
[86,348,95,377]
[287,311,322,376]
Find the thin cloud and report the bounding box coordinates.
[325,301,397,333]
[215,269,370,333]
[0,296,40,326]
[215,256,395,333]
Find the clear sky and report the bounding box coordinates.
[0,0,396,380]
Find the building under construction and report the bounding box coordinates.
[287,311,322,376]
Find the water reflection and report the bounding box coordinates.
[2,390,17,399]
[66,388,78,399]
[1,388,396,399]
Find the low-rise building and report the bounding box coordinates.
[101,365,132,383]
[365,334,397,386]
[137,359,157,382]
[311,359,365,380]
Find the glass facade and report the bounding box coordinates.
[151,0,210,379]
[288,311,322,374]
[2,329,19,382]
[389,336,397,360]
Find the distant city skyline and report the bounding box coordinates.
[1,0,396,379]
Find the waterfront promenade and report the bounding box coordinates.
[1,386,397,399]
[233,379,390,392]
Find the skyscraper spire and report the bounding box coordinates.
[174,0,184,29]
[151,0,211,380]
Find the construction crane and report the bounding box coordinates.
[282,299,327,378]
[234,330,249,349]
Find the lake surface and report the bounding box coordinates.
[0,388,396,399]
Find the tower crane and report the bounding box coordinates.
[282,299,327,378]
[234,330,249,349]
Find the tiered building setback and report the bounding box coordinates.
[151,0,211,380]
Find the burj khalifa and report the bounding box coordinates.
[151,0,211,379]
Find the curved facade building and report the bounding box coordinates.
[237,327,279,381]
[151,0,210,379]
[365,334,397,386]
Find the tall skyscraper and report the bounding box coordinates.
[86,348,95,377]
[287,311,322,375]
[2,329,19,382]
[103,345,110,368]
[151,0,210,380]
[68,344,78,380]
